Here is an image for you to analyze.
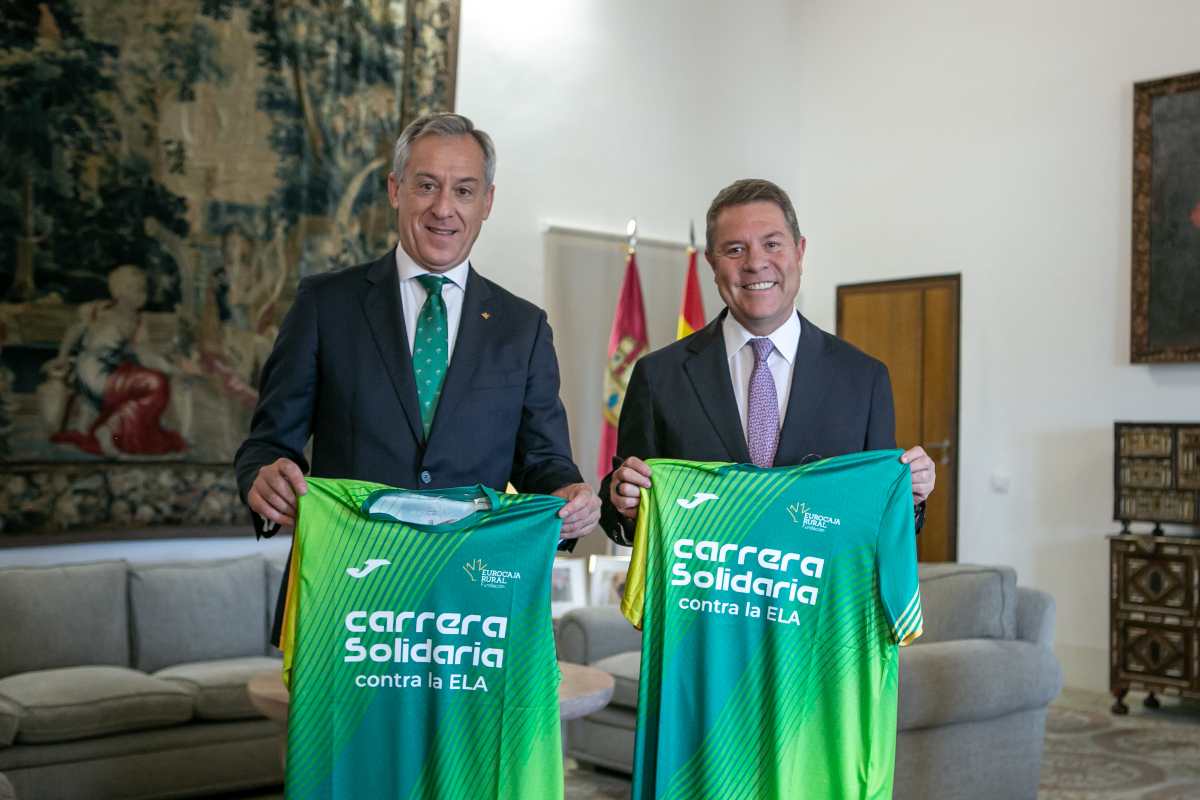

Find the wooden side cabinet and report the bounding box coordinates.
[1109,534,1200,713]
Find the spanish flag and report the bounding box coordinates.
[676,245,706,339]
[598,248,648,481]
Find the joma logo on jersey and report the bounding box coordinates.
[677,492,719,510]
[787,502,842,532]
[463,558,522,589]
[346,559,391,579]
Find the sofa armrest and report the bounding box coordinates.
[1016,587,1056,648]
[898,639,1063,731]
[557,606,642,665]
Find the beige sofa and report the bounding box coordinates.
[0,555,288,800]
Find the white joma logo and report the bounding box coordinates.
[677,492,719,510]
[346,559,391,579]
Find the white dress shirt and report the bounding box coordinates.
[723,309,802,438]
[395,243,470,364]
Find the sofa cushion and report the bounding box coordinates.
[0,694,18,747]
[0,561,129,678]
[129,556,267,673]
[916,564,1017,643]
[156,656,283,720]
[591,651,640,710]
[0,666,194,744]
[897,639,1062,730]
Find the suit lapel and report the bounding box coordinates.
[774,313,833,466]
[427,266,493,440]
[361,252,424,444]
[683,311,752,463]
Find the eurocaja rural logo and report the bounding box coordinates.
[787,502,842,532]
[463,558,522,589]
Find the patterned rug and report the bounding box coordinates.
[224,689,1200,800]
[1039,689,1200,800]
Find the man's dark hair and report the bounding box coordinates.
[705,178,802,253]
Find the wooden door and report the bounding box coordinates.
[837,276,960,562]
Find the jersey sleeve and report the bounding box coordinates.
[877,468,922,646]
[279,522,303,689]
[619,487,651,630]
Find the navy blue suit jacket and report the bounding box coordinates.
[600,310,920,543]
[235,251,583,641]
[236,250,582,503]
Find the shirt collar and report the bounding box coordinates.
[722,308,801,365]
[394,242,470,291]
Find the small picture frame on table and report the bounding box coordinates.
[551,557,587,618]
[588,554,631,606]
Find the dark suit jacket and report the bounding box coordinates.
[236,250,582,503]
[600,309,921,544]
[235,250,583,641]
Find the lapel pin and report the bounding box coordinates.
[481,312,491,320]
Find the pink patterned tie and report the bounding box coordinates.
[747,337,779,468]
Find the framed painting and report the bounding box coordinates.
[1131,70,1200,362]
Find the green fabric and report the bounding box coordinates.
[622,450,922,800]
[413,274,450,437]
[282,478,567,800]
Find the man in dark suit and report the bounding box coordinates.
[601,178,934,543]
[236,112,599,553]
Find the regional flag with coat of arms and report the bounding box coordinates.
[598,247,648,481]
[676,243,706,340]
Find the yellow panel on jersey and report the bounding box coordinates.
[622,450,921,800]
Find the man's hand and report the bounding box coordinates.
[900,446,936,505]
[248,458,308,528]
[609,456,652,521]
[552,482,601,539]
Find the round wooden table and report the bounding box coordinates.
[247,662,613,723]
[556,661,615,721]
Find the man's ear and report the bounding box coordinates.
[387,172,401,209]
[482,183,495,220]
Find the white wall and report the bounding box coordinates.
[458,0,1200,690]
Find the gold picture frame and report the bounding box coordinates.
[1131,70,1200,363]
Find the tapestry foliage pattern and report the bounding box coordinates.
[0,0,459,535]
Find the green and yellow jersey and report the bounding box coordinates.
[280,478,565,800]
[622,450,922,800]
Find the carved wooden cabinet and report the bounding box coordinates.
[1109,534,1200,713]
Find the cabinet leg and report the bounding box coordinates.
[1111,687,1129,715]
[1143,692,1160,710]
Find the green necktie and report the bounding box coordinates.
[413,274,450,438]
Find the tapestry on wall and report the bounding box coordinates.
[0,0,460,536]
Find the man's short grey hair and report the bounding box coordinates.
[392,112,497,187]
[705,178,802,253]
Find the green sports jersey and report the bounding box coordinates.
[621,450,922,800]
[280,478,565,800]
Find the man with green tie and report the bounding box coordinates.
[235,113,598,641]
